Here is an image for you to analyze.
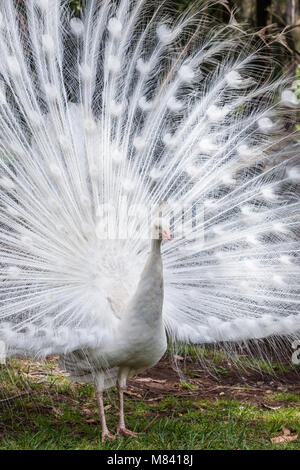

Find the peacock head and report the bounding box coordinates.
[152,217,171,241]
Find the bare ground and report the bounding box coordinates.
[126,355,300,407]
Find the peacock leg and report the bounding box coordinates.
[94,381,115,443]
[116,368,138,438]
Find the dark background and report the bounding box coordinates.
[68,1,300,69]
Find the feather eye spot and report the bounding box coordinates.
[206,105,230,122]
[286,166,300,183]
[79,64,92,82]
[0,177,15,190]
[221,171,236,186]
[111,148,124,165]
[272,274,286,287]
[261,186,277,202]
[281,89,299,108]
[162,133,177,148]
[34,0,49,11]
[167,96,183,112]
[58,136,72,151]
[27,111,42,129]
[7,266,21,278]
[184,164,200,179]
[6,56,21,77]
[138,96,154,112]
[109,100,124,117]
[149,168,163,182]
[83,118,97,134]
[70,18,84,37]
[44,83,58,102]
[42,35,55,55]
[136,58,153,75]
[280,255,293,265]
[9,142,25,157]
[6,206,19,217]
[133,136,146,152]
[107,55,121,74]
[122,178,136,193]
[107,17,122,38]
[49,164,63,180]
[198,137,217,155]
[178,64,195,82]
[258,117,278,133]
[272,222,288,234]
[157,24,180,44]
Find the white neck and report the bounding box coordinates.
[127,238,164,323]
[150,237,163,255]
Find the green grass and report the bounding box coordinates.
[169,343,295,375]
[266,392,300,403]
[1,394,299,450]
[0,359,299,450]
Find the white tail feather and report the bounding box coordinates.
[0,0,299,358]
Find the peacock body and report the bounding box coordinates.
[0,0,299,439]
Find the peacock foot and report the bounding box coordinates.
[116,426,139,438]
[101,431,116,443]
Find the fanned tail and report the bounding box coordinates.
[0,0,299,358]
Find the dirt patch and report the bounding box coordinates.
[127,355,300,407]
[2,355,299,410]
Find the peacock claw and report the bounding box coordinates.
[116,427,139,438]
[101,431,116,443]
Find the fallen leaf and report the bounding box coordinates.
[124,390,142,398]
[262,403,281,410]
[271,429,298,444]
[135,377,167,384]
[145,396,164,402]
[173,355,184,361]
[271,434,298,443]
[52,407,63,417]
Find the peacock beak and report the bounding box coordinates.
[162,229,171,240]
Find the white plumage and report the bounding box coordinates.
[0,0,299,439]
